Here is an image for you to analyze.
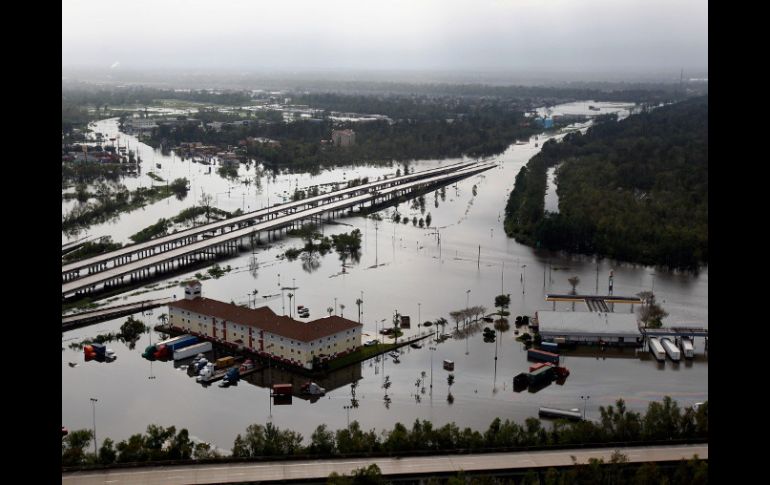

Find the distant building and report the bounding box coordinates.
[534,117,554,129]
[331,129,356,147]
[125,118,158,132]
[168,282,362,369]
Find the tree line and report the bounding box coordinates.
[504,96,708,270]
[63,397,706,467]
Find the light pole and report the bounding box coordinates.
[266,343,275,418]
[429,346,437,395]
[650,272,656,293]
[418,303,421,329]
[293,278,297,309]
[580,395,590,420]
[466,290,470,311]
[334,297,337,316]
[343,405,352,428]
[90,398,98,458]
[521,264,527,294]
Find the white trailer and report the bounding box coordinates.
[660,338,681,362]
[681,337,695,359]
[156,334,191,347]
[648,338,665,362]
[173,341,213,360]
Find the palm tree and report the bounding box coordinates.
[157,313,168,327]
[287,293,294,318]
[568,276,580,295]
[355,298,363,323]
[568,276,580,311]
[327,307,334,317]
[340,304,346,318]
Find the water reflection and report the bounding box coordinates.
[242,363,363,403]
[301,252,321,273]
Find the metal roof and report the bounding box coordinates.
[536,310,641,337]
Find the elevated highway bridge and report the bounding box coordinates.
[62,161,494,298]
[62,160,477,282]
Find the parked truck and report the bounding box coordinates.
[272,383,293,396]
[660,338,681,362]
[648,337,666,362]
[540,341,559,353]
[539,407,583,421]
[527,348,560,364]
[165,335,198,351]
[173,341,213,361]
[215,356,235,369]
[528,365,555,386]
[681,337,695,359]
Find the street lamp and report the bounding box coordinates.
[343,405,352,428]
[334,297,337,316]
[90,398,98,458]
[521,264,527,294]
[429,346,437,394]
[418,303,421,328]
[266,343,275,417]
[650,272,656,293]
[466,290,471,310]
[580,395,590,420]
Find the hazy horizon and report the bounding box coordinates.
[63,0,707,80]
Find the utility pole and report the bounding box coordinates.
[418,303,421,328]
[90,398,98,459]
[502,261,505,294]
[596,260,599,294]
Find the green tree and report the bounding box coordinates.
[98,437,117,464]
[637,292,668,328]
[309,424,336,455]
[62,429,93,466]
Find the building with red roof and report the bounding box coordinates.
[169,282,362,369]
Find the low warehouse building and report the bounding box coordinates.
[534,310,642,347]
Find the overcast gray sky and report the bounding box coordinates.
[62,0,708,74]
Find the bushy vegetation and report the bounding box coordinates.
[62,178,189,233]
[504,96,708,270]
[62,237,123,264]
[129,218,170,243]
[63,397,706,469]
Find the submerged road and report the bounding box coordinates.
[62,443,707,484]
[62,298,173,330]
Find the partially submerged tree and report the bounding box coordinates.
[637,292,668,328]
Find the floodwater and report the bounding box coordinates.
[62,101,707,453]
[544,165,560,214]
